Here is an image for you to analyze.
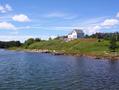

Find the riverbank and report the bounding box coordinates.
[9,48,119,60]
[9,38,119,60]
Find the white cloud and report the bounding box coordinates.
[30,25,100,35]
[83,18,119,35]
[5,4,12,11]
[44,12,77,19]
[0,4,12,13]
[31,26,82,31]
[0,6,5,13]
[83,19,119,35]
[29,17,119,35]
[0,22,16,30]
[83,25,101,35]
[0,22,30,30]
[12,14,31,22]
[101,19,119,26]
[0,35,35,42]
[93,25,101,30]
[116,12,119,17]
[0,35,52,42]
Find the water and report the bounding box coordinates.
[0,49,119,90]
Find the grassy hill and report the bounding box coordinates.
[26,38,119,56]
[9,38,119,59]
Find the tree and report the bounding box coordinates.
[35,38,41,42]
[24,38,35,48]
[49,37,52,40]
[85,35,90,38]
[109,36,118,52]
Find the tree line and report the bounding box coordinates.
[0,41,21,48]
[0,38,42,49]
[85,32,119,40]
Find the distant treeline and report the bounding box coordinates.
[0,38,41,49]
[0,41,21,48]
[85,32,119,40]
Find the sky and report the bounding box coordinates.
[0,0,119,42]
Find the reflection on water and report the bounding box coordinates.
[0,49,119,90]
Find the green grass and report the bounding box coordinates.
[27,38,116,56]
[9,38,119,57]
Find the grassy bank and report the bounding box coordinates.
[9,38,119,59]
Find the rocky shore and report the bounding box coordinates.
[13,49,119,60]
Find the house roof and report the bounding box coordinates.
[68,29,84,35]
[74,29,84,34]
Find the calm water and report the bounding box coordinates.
[0,49,119,90]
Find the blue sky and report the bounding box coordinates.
[0,0,119,42]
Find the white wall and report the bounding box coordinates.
[68,31,77,39]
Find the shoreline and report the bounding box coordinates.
[9,48,119,60]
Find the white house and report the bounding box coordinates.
[68,29,84,40]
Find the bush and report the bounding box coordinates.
[109,36,118,52]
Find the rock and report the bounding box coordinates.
[95,56,101,59]
[52,52,64,55]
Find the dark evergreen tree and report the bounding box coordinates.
[35,38,41,42]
